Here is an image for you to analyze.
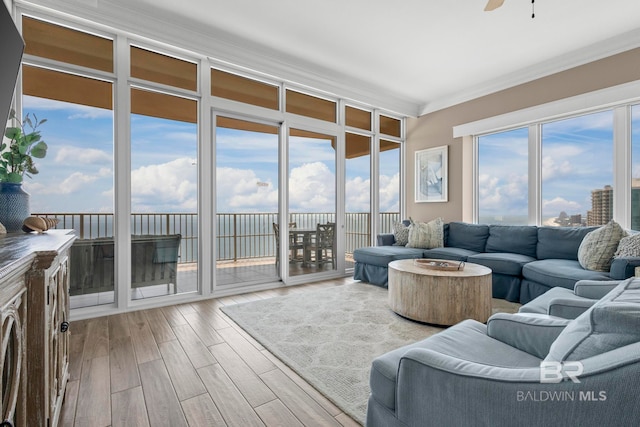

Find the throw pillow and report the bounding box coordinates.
[392,221,410,246]
[577,220,626,272]
[406,217,444,249]
[615,233,640,257]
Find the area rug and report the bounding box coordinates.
[221,282,442,424]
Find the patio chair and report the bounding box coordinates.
[306,222,336,268]
[273,222,305,269]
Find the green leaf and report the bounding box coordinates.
[4,127,20,139]
[17,142,28,155]
[31,141,48,158]
[6,172,22,183]
[0,143,5,151]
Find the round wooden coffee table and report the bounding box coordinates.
[388,259,492,325]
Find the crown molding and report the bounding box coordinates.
[17,0,421,117]
[419,26,640,116]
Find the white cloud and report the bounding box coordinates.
[58,172,101,194]
[131,157,197,211]
[478,173,527,213]
[379,173,400,212]
[542,197,582,213]
[23,96,112,119]
[288,162,335,212]
[541,155,573,181]
[55,146,112,164]
[345,176,370,212]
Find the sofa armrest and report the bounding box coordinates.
[377,233,396,246]
[548,297,596,319]
[609,257,640,280]
[486,313,570,359]
[573,279,620,299]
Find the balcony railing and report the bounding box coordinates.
[34,212,400,263]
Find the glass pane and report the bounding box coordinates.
[541,110,613,227]
[345,133,370,269]
[380,115,401,137]
[632,105,640,231]
[289,128,336,276]
[21,86,114,309]
[131,89,198,300]
[379,139,400,233]
[346,106,371,131]
[22,16,113,72]
[215,117,280,287]
[211,69,279,110]
[130,46,197,91]
[286,90,336,122]
[478,128,528,225]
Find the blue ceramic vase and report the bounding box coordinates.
[0,182,30,232]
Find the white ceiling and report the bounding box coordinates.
[32,0,640,116]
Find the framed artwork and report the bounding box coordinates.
[415,145,448,202]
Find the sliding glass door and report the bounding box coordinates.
[288,128,337,277]
[215,116,281,288]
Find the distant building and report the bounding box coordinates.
[588,185,613,226]
[570,214,582,225]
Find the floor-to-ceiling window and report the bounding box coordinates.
[345,106,372,269]
[379,115,401,233]
[17,10,405,314]
[21,17,116,309]
[129,46,199,301]
[477,127,528,225]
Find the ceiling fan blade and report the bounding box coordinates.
[484,0,505,11]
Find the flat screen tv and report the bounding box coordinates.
[0,2,24,129]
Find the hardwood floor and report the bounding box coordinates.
[61,278,362,427]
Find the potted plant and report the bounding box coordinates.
[0,109,48,232]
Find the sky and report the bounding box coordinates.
[479,108,640,223]
[19,95,400,215]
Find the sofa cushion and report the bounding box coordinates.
[446,222,489,252]
[406,217,444,249]
[370,320,540,411]
[486,225,538,258]
[468,252,536,276]
[577,220,626,272]
[522,259,610,290]
[537,226,596,260]
[353,246,424,268]
[422,246,477,261]
[392,221,410,246]
[546,278,640,362]
[518,286,577,315]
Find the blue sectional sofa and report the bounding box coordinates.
[366,277,640,427]
[353,222,640,304]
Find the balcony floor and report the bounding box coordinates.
[70,257,355,309]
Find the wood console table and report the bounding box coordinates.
[0,230,76,427]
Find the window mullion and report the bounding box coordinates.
[613,105,631,228]
[529,123,541,226]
